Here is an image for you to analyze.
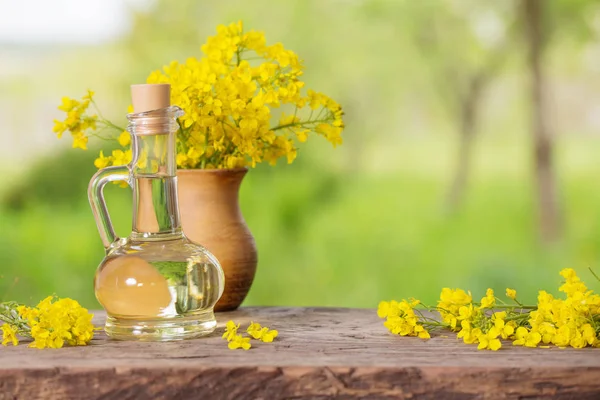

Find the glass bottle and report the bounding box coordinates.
[88,89,224,341]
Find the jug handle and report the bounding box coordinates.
[88,165,131,252]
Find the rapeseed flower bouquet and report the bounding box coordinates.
[1,295,95,349]
[53,21,344,170]
[379,268,600,350]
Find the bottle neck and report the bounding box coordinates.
[131,174,183,241]
[126,107,184,241]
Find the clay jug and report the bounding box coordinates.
[176,168,257,311]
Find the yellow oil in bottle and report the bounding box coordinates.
[95,255,172,318]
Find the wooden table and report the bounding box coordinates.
[1,307,600,399]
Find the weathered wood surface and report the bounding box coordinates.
[1,307,600,400]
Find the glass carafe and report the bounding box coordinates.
[88,105,224,341]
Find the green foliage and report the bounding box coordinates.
[4,135,599,309]
[544,0,600,46]
[1,149,97,211]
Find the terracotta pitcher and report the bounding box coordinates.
[176,168,257,311]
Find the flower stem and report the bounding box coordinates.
[271,118,331,132]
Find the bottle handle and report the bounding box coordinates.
[88,165,131,252]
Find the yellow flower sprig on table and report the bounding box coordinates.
[54,21,345,170]
[377,298,431,339]
[379,268,600,351]
[0,296,96,349]
[222,320,278,350]
[246,321,278,342]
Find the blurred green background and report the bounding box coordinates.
[2,0,600,308]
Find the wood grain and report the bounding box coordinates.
[1,307,600,399]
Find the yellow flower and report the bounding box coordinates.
[16,305,39,324]
[94,151,112,169]
[142,21,344,170]
[506,288,517,300]
[479,288,495,309]
[262,329,278,342]
[222,320,239,342]
[477,327,502,351]
[439,288,472,308]
[380,299,430,339]
[36,295,54,311]
[414,324,431,339]
[295,129,309,143]
[559,268,588,298]
[377,268,600,351]
[1,324,19,346]
[490,311,514,339]
[246,321,278,342]
[72,133,88,150]
[54,93,98,150]
[29,325,50,349]
[228,334,251,350]
[552,325,571,347]
[513,327,541,348]
[176,153,188,168]
[535,321,556,344]
[458,325,482,345]
[437,288,472,330]
[457,304,474,321]
[58,96,79,112]
[377,301,394,319]
[23,296,95,349]
[581,324,597,346]
[315,123,343,147]
[1,296,94,350]
[246,321,262,338]
[52,120,67,138]
[118,131,131,147]
[111,149,132,166]
[83,89,95,100]
[55,23,345,171]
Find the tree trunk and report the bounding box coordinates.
[523,0,562,243]
[445,76,484,212]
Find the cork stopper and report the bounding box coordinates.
[130,84,170,113]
